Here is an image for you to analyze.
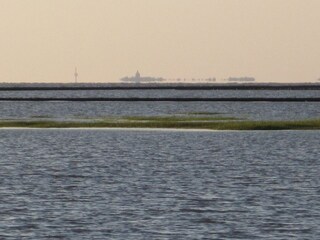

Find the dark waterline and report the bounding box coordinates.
[1,89,320,99]
[1,83,320,90]
[1,97,320,102]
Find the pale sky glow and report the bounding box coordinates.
[0,0,320,82]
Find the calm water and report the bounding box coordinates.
[1,89,320,98]
[0,90,319,121]
[0,101,319,121]
[0,129,319,239]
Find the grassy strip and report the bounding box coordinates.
[185,112,223,115]
[123,116,237,121]
[1,119,320,130]
[30,115,52,119]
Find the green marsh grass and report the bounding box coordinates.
[123,116,237,122]
[1,116,320,130]
[185,112,223,115]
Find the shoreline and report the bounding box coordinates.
[0,127,219,132]
[1,127,319,132]
[1,97,320,102]
[1,83,320,91]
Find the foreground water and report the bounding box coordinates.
[0,129,319,239]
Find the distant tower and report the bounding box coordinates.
[135,70,140,78]
[74,67,78,83]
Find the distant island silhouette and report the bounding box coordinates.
[120,71,165,83]
[227,77,255,82]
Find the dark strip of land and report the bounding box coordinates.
[1,118,320,130]
[0,84,320,91]
[1,97,320,102]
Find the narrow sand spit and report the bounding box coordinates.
[0,127,225,132]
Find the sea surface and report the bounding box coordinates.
[0,89,319,120]
[0,129,319,239]
[1,89,320,98]
[1,89,319,239]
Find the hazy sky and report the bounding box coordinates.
[1,0,320,83]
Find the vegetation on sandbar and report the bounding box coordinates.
[123,115,237,121]
[0,115,320,130]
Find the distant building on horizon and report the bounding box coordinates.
[227,77,255,82]
[120,71,165,83]
[74,67,78,83]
